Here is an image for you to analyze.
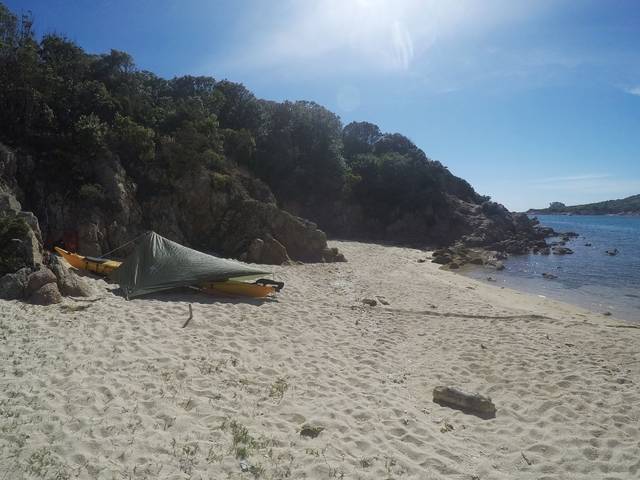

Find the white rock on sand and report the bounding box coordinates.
[0,241,639,479]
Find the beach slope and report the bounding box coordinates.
[1,241,638,479]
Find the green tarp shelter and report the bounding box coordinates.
[111,231,269,298]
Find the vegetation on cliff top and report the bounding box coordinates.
[529,195,640,215]
[1,3,492,250]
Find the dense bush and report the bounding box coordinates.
[0,2,484,241]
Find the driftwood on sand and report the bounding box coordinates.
[181,304,194,328]
[433,386,497,419]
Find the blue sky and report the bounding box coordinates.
[6,0,640,211]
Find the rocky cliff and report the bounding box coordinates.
[0,3,548,276]
[3,144,341,265]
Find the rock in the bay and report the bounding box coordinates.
[552,246,573,255]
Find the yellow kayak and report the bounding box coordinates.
[54,247,283,298]
[54,247,122,275]
[201,280,278,298]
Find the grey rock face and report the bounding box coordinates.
[260,235,290,265]
[0,267,30,300]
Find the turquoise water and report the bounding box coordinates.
[464,215,640,321]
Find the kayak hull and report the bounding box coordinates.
[54,247,122,275]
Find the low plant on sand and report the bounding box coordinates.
[269,377,289,402]
[25,447,70,479]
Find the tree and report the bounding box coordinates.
[342,121,382,159]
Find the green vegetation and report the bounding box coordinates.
[531,195,640,215]
[0,3,485,244]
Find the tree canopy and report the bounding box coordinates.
[0,2,484,241]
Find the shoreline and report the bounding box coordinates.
[1,240,638,479]
[456,261,639,323]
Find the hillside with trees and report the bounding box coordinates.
[0,3,543,268]
[528,195,640,215]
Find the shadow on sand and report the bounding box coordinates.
[114,286,278,306]
[70,268,277,306]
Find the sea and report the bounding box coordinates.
[463,214,640,322]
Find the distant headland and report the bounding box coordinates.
[527,194,640,216]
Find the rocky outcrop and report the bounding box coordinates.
[426,198,568,269]
[140,168,341,263]
[432,245,505,270]
[7,140,343,265]
[0,192,43,275]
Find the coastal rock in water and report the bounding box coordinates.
[433,386,496,418]
[25,268,57,296]
[28,282,62,305]
[0,267,29,300]
[552,246,573,255]
[49,255,95,297]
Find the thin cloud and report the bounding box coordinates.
[530,174,614,185]
[625,85,640,96]
[210,0,559,76]
[531,176,640,195]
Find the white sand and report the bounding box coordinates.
[1,241,639,479]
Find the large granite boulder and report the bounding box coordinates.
[26,268,57,296]
[49,254,95,297]
[29,282,62,305]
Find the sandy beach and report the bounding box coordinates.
[1,241,639,479]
